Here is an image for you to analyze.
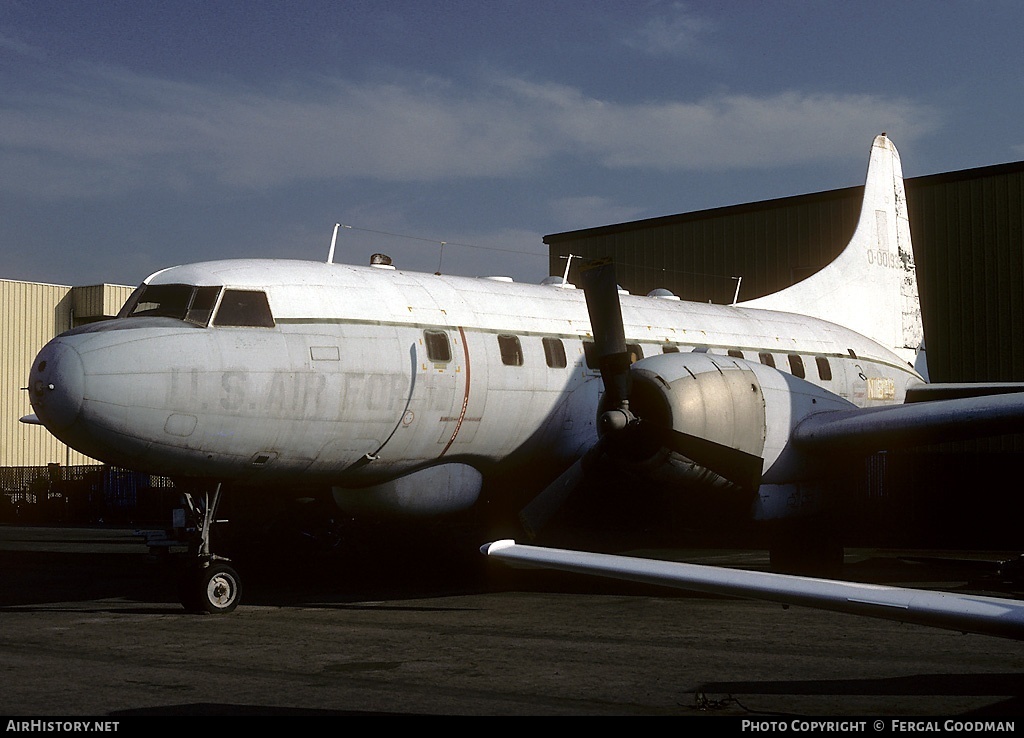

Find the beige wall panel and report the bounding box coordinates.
[2,280,97,467]
[73,284,134,322]
[102,284,134,319]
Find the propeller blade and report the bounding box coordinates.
[580,258,631,409]
[519,441,605,538]
[638,422,763,491]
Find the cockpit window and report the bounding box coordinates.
[121,284,191,319]
[213,289,275,328]
[120,284,222,327]
[186,287,220,326]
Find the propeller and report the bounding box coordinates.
[519,439,606,538]
[635,422,764,492]
[581,258,633,422]
[519,258,763,538]
[519,259,624,536]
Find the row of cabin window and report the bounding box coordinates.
[422,330,833,381]
[423,330,568,368]
[601,343,832,381]
[684,347,833,381]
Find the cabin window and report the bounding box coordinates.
[498,334,523,366]
[815,356,833,381]
[662,345,679,354]
[626,343,643,364]
[542,337,567,368]
[214,290,275,327]
[728,349,744,359]
[758,352,776,368]
[788,354,805,379]
[424,330,451,363]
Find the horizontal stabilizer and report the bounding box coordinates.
[481,540,1024,640]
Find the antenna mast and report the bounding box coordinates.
[560,253,579,285]
[327,223,340,264]
[731,276,742,306]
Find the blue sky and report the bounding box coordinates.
[2,1,1022,288]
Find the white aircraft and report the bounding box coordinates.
[23,134,1024,613]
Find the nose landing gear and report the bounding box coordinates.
[177,483,242,614]
[179,560,242,614]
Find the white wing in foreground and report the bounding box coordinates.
[482,540,1024,640]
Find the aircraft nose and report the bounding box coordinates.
[29,339,85,432]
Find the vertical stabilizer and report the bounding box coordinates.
[738,135,924,369]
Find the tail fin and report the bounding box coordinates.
[738,134,924,371]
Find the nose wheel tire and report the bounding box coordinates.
[179,562,242,614]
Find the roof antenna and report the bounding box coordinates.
[327,224,339,263]
[435,241,446,275]
[327,223,352,264]
[560,253,578,285]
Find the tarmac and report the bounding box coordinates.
[2,525,1024,717]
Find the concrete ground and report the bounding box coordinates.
[2,525,1023,717]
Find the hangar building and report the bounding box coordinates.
[2,280,133,468]
[0,281,175,522]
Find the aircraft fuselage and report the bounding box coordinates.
[28,259,924,517]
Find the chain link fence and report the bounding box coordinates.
[0,464,176,525]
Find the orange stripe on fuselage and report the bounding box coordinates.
[440,325,471,456]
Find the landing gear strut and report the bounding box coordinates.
[178,483,242,614]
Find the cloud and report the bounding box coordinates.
[506,80,939,170]
[0,31,46,60]
[621,2,716,58]
[0,67,557,197]
[0,63,940,200]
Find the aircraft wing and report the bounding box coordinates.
[792,391,1024,456]
[482,540,1024,640]
[905,383,1024,402]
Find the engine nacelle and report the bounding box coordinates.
[617,352,855,490]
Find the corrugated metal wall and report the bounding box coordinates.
[547,188,863,306]
[1,280,133,468]
[910,164,1024,385]
[74,284,134,322]
[1,279,77,467]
